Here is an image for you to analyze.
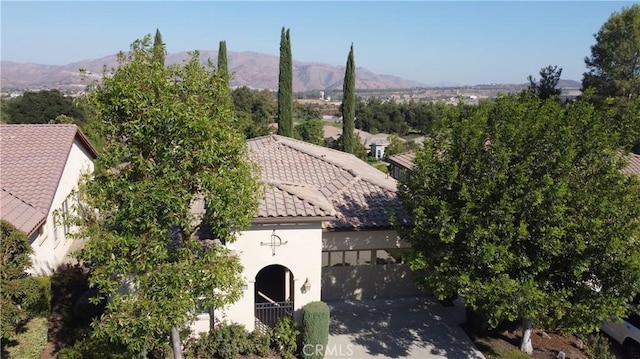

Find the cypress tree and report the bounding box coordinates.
[153,28,165,65]
[341,44,356,154]
[218,40,228,81]
[277,27,293,137]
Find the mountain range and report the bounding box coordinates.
[1,51,428,92]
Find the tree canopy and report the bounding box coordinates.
[583,4,640,101]
[295,119,324,145]
[218,40,228,81]
[527,65,562,100]
[399,93,640,352]
[4,89,86,125]
[77,35,260,356]
[277,27,293,137]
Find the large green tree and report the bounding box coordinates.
[399,94,640,353]
[77,35,260,358]
[218,40,228,81]
[583,4,640,101]
[340,44,356,154]
[4,89,86,125]
[295,119,324,145]
[527,65,562,100]
[231,86,276,138]
[277,27,293,137]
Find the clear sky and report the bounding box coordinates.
[1,1,635,85]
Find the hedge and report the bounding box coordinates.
[301,301,330,359]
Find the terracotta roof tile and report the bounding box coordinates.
[0,124,97,234]
[623,152,640,177]
[247,135,410,228]
[388,151,416,171]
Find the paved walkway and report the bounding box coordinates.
[325,296,485,359]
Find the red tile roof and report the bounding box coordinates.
[247,135,410,229]
[0,124,98,234]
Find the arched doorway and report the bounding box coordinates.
[254,264,294,329]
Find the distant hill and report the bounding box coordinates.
[0,51,426,92]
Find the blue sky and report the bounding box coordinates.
[1,1,635,85]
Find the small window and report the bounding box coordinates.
[375,250,392,265]
[62,199,71,235]
[343,251,358,266]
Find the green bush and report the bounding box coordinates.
[248,330,272,357]
[272,316,300,359]
[57,327,131,359]
[185,323,252,359]
[584,333,616,359]
[25,276,51,318]
[302,301,330,359]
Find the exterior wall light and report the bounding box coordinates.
[301,277,311,294]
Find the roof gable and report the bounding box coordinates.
[0,124,98,234]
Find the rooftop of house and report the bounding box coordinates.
[247,135,410,229]
[0,124,98,235]
[623,152,640,177]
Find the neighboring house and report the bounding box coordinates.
[192,135,418,334]
[622,152,640,177]
[0,124,98,275]
[387,151,416,181]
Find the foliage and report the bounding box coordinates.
[153,29,165,66]
[583,4,640,101]
[231,86,276,138]
[295,119,324,145]
[218,40,228,81]
[277,27,293,137]
[76,34,260,354]
[294,102,322,121]
[335,132,367,160]
[302,301,330,359]
[399,93,640,349]
[272,316,300,359]
[57,327,132,359]
[340,44,356,154]
[4,89,86,125]
[584,333,616,359]
[527,65,562,100]
[1,221,38,339]
[184,324,273,359]
[385,133,408,157]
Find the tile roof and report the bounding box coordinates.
[247,135,410,229]
[623,152,640,177]
[387,151,416,171]
[0,124,98,234]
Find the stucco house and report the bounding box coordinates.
[0,124,98,275]
[192,135,421,333]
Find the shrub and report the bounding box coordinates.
[185,323,252,359]
[248,330,272,357]
[57,327,131,359]
[272,316,300,359]
[584,333,616,359]
[25,276,51,318]
[302,301,330,359]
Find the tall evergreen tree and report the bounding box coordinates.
[153,28,165,65]
[277,27,293,137]
[340,44,356,154]
[218,40,228,81]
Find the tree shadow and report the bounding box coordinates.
[327,296,484,358]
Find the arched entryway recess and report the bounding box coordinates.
[254,264,294,329]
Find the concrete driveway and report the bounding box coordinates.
[325,296,485,359]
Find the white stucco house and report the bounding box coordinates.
[0,124,98,275]
[192,135,421,334]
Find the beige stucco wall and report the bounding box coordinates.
[192,222,323,333]
[30,139,94,275]
[321,229,421,300]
